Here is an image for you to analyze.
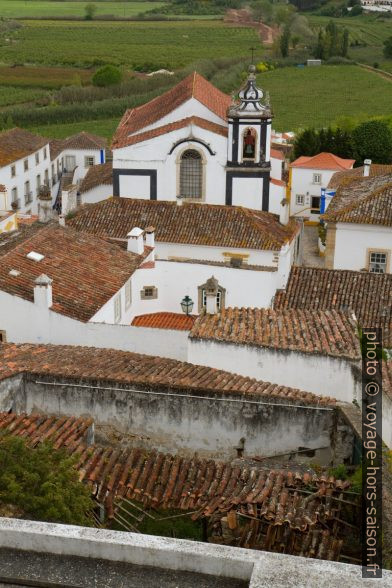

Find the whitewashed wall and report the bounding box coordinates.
[81,184,112,205]
[188,338,361,402]
[0,144,51,215]
[290,167,339,221]
[332,223,392,272]
[61,148,104,185]
[270,156,283,181]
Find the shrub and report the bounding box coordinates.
[92,65,122,87]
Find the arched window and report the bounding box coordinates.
[179,149,202,199]
[242,128,257,161]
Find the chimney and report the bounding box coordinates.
[205,276,219,315]
[363,159,372,177]
[145,226,155,249]
[38,186,53,223]
[34,274,53,308]
[127,227,144,255]
[279,198,289,226]
[58,213,66,227]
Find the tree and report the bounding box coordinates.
[293,128,320,159]
[92,65,122,87]
[342,28,349,57]
[0,433,93,525]
[279,24,291,58]
[384,36,392,59]
[291,35,301,49]
[352,120,392,164]
[84,3,97,20]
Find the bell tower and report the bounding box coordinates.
[226,65,272,211]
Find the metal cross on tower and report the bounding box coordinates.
[249,47,257,64]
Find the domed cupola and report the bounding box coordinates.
[230,65,270,116]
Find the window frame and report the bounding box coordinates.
[125,279,132,309]
[177,147,205,201]
[295,194,305,206]
[84,156,95,168]
[311,195,321,213]
[35,152,40,165]
[24,159,29,172]
[140,286,158,300]
[11,165,16,178]
[0,330,6,343]
[367,249,389,274]
[313,173,322,185]
[114,293,122,323]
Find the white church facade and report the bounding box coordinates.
[111,66,286,214]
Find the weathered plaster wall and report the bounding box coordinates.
[15,374,336,461]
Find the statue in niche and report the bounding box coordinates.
[243,129,256,159]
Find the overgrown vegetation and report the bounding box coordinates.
[0,433,93,526]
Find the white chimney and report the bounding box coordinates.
[127,227,144,255]
[279,198,289,226]
[58,214,66,227]
[38,186,53,223]
[145,226,155,249]
[363,159,372,177]
[34,274,53,308]
[205,276,219,315]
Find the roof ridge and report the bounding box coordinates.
[324,180,392,220]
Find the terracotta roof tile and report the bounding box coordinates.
[0,223,147,322]
[328,164,392,189]
[50,132,107,161]
[270,148,285,161]
[112,72,231,149]
[0,409,352,559]
[131,312,196,330]
[0,128,48,167]
[0,343,336,406]
[68,199,299,251]
[190,307,361,360]
[270,177,286,187]
[274,266,392,348]
[116,116,228,149]
[290,152,355,171]
[323,173,392,226]
[79,162,113,194]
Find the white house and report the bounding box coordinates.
[289,152,355,223]
[111,67,286,214]
[79,161,113,204]
[188,307,362,402]
[0,128,51,216]
[68,196,301,311]
[323,172,392,273]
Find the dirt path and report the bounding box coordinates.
[358,62,392,82]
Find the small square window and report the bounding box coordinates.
[313,173,322,184]
[85,156,95,168]
[295,194,305,206]
[11,165,16,178]
[114,294,121,323]
[369,252,388,274]
[125,279,132,309]
[24,159,29,171]
[35,153,40,165]
[141,286,158,300]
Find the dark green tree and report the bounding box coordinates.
[280,24,291,58]
[384,36,392,59]
[84,3,97,20]
[293,128,320,158]
[342,28,349,57]
[92,65,122,87]
[0,433,93,526]
[352,120,392,164]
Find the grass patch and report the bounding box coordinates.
[0,85,47,106]
[1,20,260,69]
[0,1,167,19]
[258,65,392,130]
[28,117,120,140]
[0,65,92,88]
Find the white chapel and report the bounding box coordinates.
[110,66,286,213]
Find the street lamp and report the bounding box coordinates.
[180,295,194,315]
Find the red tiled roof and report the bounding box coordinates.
[328,164,392,189]
[131,312,195,331]
[322,174,392,226]
[79,162,112,194]
[0,343,336,406]
[116,116,228,149]
[273,266,392,348]
[190,307,361,360]
[68,199,299,251]
[270,148,285,161]
[0,409,351,559]
[290,152,355,171]
[0,223,147,322]
[112,72,231,149]
[0,128,48,167]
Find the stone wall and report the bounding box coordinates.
[2,373,354,463]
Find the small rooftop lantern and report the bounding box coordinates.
[180,295,194,316]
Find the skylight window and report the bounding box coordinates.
[9,269,21,277]
[26,251,44,262]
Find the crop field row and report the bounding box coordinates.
[306,14,392,46]
[257,65,392,131]
[0,85,47,107]
[0,1,167,18]
[0,65,93,88]
[1,20,260,69]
